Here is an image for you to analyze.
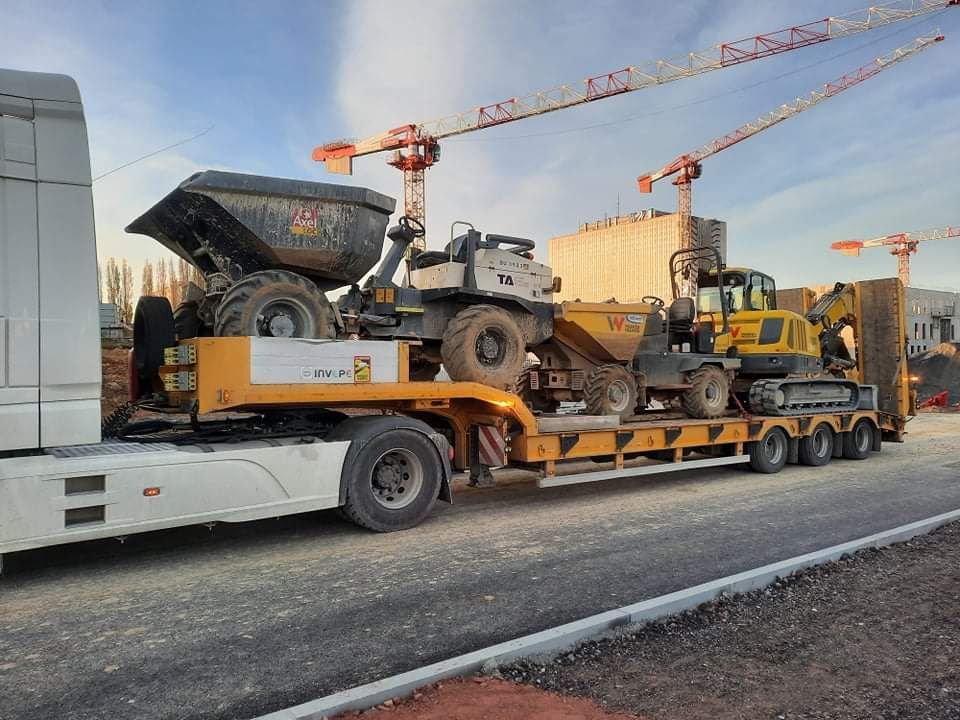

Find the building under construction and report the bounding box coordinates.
[549,209,726,303]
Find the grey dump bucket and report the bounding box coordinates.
[126,170,396,291]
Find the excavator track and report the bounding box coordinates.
[748,378,861,416]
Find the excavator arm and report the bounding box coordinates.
[806,282,859,374]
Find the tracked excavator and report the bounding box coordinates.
[686,248,862,416]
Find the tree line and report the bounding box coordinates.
[99,256,204,324]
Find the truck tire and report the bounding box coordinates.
[842,419,873,460]
[748,426,788,474]
[335,426,444,532]
[515,368,559,413]
[798,423,834,466]
[133,296,175,382]
[214,270,335,339]
[584,364,638,418]
[441,305,525,389]
[681,366,729,419]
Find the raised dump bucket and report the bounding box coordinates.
[126,170,396,291]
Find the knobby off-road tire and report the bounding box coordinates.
[214,270,335,339]
[441,304,525,389]
[798,423,834,466]
[681,366,729,419]
[173,301,205,340]
[584,364,638,419]
[514,367,560,414]
[842,418,873,460]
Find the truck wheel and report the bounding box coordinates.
[842,419,873,460]
[441,305,525,389]
[515,368,559,413]
[798,423,834,466]
[681,366,729,419]
[340,429,443,532]
[214,270,335,339]
[748,426,788,473]
[584,364,637,418]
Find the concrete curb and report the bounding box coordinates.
[255,508,960,720]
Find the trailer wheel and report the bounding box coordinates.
[340,428,443,532]
[842,419,873,460]
[441,305,525,389]
[681,366,729,419]
[214,270,335,339]
[748,426,788,474]
[584,364,637,418]
[798,423,834,466]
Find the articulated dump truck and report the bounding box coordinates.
[0,68,910,568]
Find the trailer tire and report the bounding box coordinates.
[441,305,525,389]
[748,426,788,474]
[214,270,335,339]
[681,366,729,419]
[584,364,637,418]
[798,423,834,466]
[842,419,873,460]
[336,426,443,532]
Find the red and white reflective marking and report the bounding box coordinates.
[477,425,506,467]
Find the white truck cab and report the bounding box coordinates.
[0,69,101,451]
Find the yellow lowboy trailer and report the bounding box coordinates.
[154,278,908,505]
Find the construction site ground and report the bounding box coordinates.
[346,520,960,720]
[2,414,959,720]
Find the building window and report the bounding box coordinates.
[915,322,919,340]
[923,323,927,339]
[953,325,956,340]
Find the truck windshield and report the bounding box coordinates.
[697,274,745,314]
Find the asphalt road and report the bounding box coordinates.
[2,414,959,720]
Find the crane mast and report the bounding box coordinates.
[635,32,944,297]
[831,226,960,286]
[313,1,957,246]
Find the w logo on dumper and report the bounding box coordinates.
[606,314,645,333]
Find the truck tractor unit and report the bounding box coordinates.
[128,176,554,389]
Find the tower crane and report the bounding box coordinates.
[313,1,957,248]
[831,226,960,286]
[636,32,944,296]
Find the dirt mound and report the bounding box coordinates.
[101,347,130,417]
[909,342,960,404]
[334,677,640,719]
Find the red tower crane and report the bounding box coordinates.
[831,226,960,286]
[635,32,944,296]
[313,1,956,248]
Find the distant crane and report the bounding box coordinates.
[635,32,944,297]
[313,1,956,248]
[831,226,960,286]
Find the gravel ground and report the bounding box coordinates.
[502,521,960,719]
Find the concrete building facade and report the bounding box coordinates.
[549,210,726,303]
[906,287,959,356]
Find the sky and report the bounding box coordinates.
[2,0,959,291]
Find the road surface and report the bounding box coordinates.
[1,414,958,720]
